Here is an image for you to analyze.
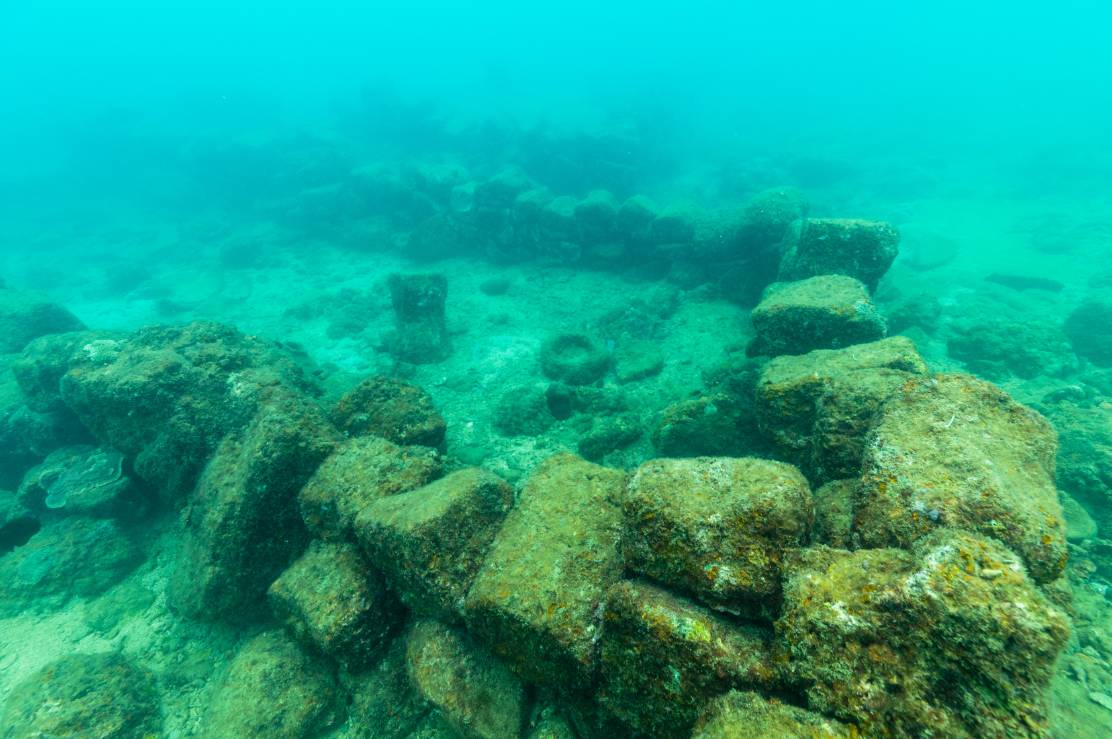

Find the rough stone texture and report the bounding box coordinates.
[10,330,110,413]
[779,218,900,292]
[776,532,1070,737]
[811,479,855,549]
[755,336,928,483]
[947,316,1077,380]
[599,579,778,738]
[623,457,813,618]
[748,275,887,358]
[651,393,754,458]
[331,375,447,449]
[0,516,142,616]
[539,333,610,385]
[298,435,443,541]
[0,288,85,354]
[728,187,809,306]
[692,690,853,738]
[492,383,554,436]
[524,707,579,739]
[1,653,162,739]
[204,630,343,739]
[577,413,642,462]
[1048,400,1112,537]
[357,468,513,623]
[0,488,38,555]
[387,273,452,363]
[168,393,338,622]
[268,541,401,669]
[1064,300,1112,367]
[346,637,433,739]
[406,620,526,739]
[854,373,1067,583]
[464,454,627,691]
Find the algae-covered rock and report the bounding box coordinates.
[1049,400,1112,537]
[269,540,401,669]
[854,373,1067,583]
[779,218,900,292]
[539,333,610,385]
[1,652,161,739]
[1065,300,1112,367]
[524,706,579,739]
[947,316,1076,380]
[0,361,88,488]
[298,435,443,541]
[577,413,642,462]
[748,275,887,358]
[729,187,809,305]
[357,468,513,623]
[332,375,447,448]
[492,383,554,436]
[16,445,141,519]
[650,202,698,245]
[346,637,433,739]
[623,457,812,617]
[168,393,338,621]
[755,336,928,483]
[406,620,525,739]
[692,690,854,738]
[10,330,110,413]
[777,531,1070,737]
[205,630,343,739]
[0,488,38,555]
[811,479,855,549]
[651,393,753,458]
[387,273,452,364]
[599,579,778,738]
[464,454,627,691]
[0,288,85,354]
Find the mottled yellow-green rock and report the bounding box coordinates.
[268,540,401,669]
[692,690,854,738]
[756,336,927,483]
[748,275,887,358]
[622,457,812,617]
[779,218,900,292]
[357,468,513,623]
[332,375,447,447]
[405,620,525,739]
[776,531,1069,737]
[298,435,443,541]
[599,579,779,738]
[854,372,1067,583]
[464,454,627,691]
[811,479,855,549]
[205,630,343,739]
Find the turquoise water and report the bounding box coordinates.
[0,3,1110,737]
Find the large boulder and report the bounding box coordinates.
[853,373,1067,583]
[692,690,854,739]
[464,454,627,691]
[747,275,887,357]
[778,218,899,292]
[331,375,447,449]
[777,532,1069,736]
[622,457,812,618]
[0,288,85,354]
[651,394,754,458]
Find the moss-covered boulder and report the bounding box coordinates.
[577,413,642,462]
[947,316,1076,380]
[811,479,855,549]
[747,275,887,358]
[755,336,927,483]
[539,333,610,385]
[854,373,1067,583]
[204,630,343,739]
[357,468,513,623]
[0,288,85,354]
[651,393,753,458]
[776,532,1070,737]
[168,393,338,622]
[406,620,526,739]
[269,541,401,669]
[1,653,161,739]
[0,359,88,488]
[599,579,779,738]
[298,435,443,541]
[779,218,899,292]
[331,375,447,449]
[464,454,627,691]
[692,690,854,738]
[623,457,812,618]
[1049,400,1112,537]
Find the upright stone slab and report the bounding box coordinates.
[778,218,900,292]
[464,454,627,691]
[387,273,452,363]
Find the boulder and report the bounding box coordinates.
[16,445,143,519]
[1064,300,1112,367]
[331,375,447,449]
[0,288,85,354]
[577,413,642,462]
[387,273,452,364]
[778,218,900,292]
[651,393,755,458]
[346,637,433,739]
[492,383,555,436]
[692,691,853,738]
[810,479,855,549]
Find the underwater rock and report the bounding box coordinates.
[492,383,555,436]
[464,454,626,691]
[747,275,886,357]
[574,189,619,247]
[55,321,319,503]
[479,275,513,296]
[755,336,928,484]
[331,375,447,449]
[539,333,610,385]
[883,290,943,335]
[525,709,579,739]
[299,435,443,541]
[204,630,344,739]
[650,202,698,246]
[622,457,812,618]
[0,516,142,615]
[387,273,453,364]
[854,373,1067,583]
[777,531,1069,736]
[577,413,642,462]
[1,652,162,739]
[692,690,853,738]
[406,620,526,739]
[268,540,401,669]
[947,316,1076,379]
[651,393,753,458]
[408,212,485,261]
[598,579,778,738]
[346,637,434,739]
[0,362,88,488]
[810,479,855,549]
[1060,492,1098,542]
[0,489,39,555]
[1049,401,1112,537]
[0,288,85,354]
[17,445,140,519]
[1065,300,1112,367]
[357,468,513,623]
[168,393,337,622]
[778,218,900,292]
[10,330,112,414]
[727,187,809,306]
[616,194,660,247]
[612,338,664,383]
